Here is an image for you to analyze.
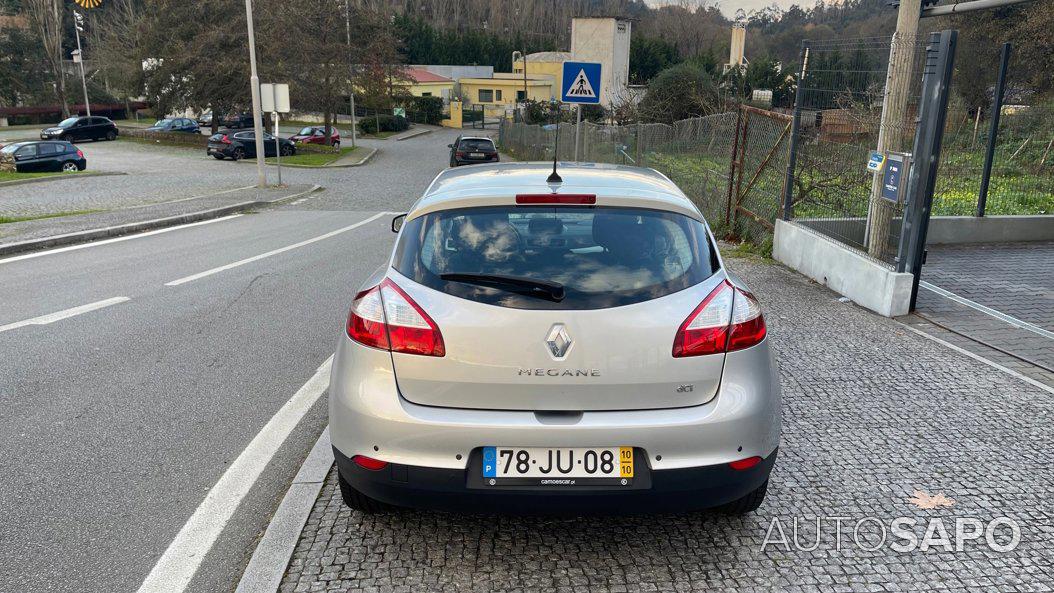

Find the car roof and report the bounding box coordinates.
[457,136,494,142]
[413,162,703,221]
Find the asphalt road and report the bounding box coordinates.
[0,127,465,593]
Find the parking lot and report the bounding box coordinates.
[278,253,1054,592]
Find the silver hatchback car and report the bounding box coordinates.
[330,162,781,514]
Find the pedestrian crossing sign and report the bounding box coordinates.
[561,61,602,104]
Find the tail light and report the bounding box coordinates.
[455,151,465,158]
[220,134,231,144]
[347,278,445,357]
[673,281,766,357]
[76,149,84,158]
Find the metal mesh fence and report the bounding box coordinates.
[786,36,928,267]
[499,112,741,231]
[935,43,1054,217]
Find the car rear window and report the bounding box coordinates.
[393,206,718,310]
[458,139,494,151]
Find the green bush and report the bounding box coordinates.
[357,114,410,135]
[404,96,444,125]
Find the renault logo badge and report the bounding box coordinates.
[545,324,573,360]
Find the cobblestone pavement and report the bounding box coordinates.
[278,254,1054,592]
[916,242,1054,380]
[0,126,462,218]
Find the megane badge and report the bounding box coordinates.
[545,324,573,360]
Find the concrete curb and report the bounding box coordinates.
[0,184,322,258]
[234,427,333,593]
[0,170,127,189]
[393,128,434,141]
[239,147,378,169]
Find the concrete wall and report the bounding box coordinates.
[926,215,1054,244]
[795,215,1054,247]
[773,219,914,317]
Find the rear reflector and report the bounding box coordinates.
[729,456,762,471]
[352,455,388,471]
[516,194,596,205]
[347,279,445,357]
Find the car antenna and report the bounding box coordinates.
[546,99,562,184]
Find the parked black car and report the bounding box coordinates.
[221,112,258,129]
[207,130,296,160]
[146,117,200,134]
[40,116,119,142]
[0,141,86,173]
[448,136,499,167]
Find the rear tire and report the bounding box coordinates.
[338,472,388,513]
[231,147,246,161]
[713,480,768,515]
[61,161,79,173]
[106,130,117,141]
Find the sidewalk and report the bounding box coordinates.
[0,184,319,254]
[266,253,1053,592]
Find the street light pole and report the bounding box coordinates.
[73,11,91,117]
[244,0,267,188]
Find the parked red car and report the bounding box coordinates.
[289,126,341,148]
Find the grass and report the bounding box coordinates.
[0,170,79,183]
[261,146,360,167]
[0,209,102,224]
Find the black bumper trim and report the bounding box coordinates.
[334,446,777,514]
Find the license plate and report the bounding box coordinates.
[482,447,634,486]
[470,152,484,158]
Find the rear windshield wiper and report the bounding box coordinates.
[440,273,565,302]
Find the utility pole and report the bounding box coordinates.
[522,52,529,105]
[865,0,921,258]
[72,11,91,117]
[243,0,267,188]
[344,0,357,148]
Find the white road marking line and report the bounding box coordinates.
[0,296,130,334]
[920,281,1054,341]
[135,356,333,593]
[165,211,392,286]
[0,215,243,266]
[901,323,1054,396]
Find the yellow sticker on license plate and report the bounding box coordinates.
[620,446,634,478]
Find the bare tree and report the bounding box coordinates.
[23,0,68,116]
[88,0,147,113]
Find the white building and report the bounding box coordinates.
[570,17,632,108]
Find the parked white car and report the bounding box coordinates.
[329,162,781,514]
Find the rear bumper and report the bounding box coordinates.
[335,445,777,513]
[328,336,781,472]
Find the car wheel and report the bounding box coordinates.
[212,154,225,160]
[61,161,79,173]
[231,147,246,161]
[106,130,117,141]
[713,480,768,515]
[337,472,389,513]
[332,142,340,150]
[280,144,294,157]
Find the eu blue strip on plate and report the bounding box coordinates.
[482,447,497,477]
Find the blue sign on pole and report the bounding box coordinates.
[561,61,602,104]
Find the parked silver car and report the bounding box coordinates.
[330,162,781,514]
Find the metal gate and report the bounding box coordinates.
[726,105,793,245]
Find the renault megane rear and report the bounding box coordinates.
[329,162,781,514]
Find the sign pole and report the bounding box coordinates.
[274,111,282,186]
[73,12,91,117]
[574,105,582,163]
